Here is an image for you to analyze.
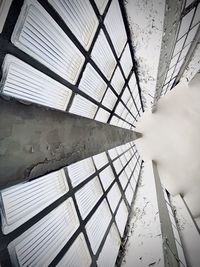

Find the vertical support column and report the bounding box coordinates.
[152,161,180,267]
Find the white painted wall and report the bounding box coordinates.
[121,161,164,267]
[171,195,200,267]
[135,74,200,219]
[125,0,165,109]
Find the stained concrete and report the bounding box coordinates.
[0,97,140,189]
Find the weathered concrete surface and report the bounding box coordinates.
[0,97,140,189]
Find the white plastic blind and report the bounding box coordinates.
[1,55,72,110]
[94,0,109,15]
[99,166,115,191]
[11,0,85,84]
[107,183,121,213]
[48,0,98,50]
[115,200,128,237]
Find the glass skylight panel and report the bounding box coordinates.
[115,101,125,116]
[173,36,186,57]
[69,94,98,119]
[68,157,95,187]
[75,177,103,219]
[191,4,200,27]
[0,0,12,33]
[104,0,127,57]
[111,67,125,94]
[125,184,134,205]
[120,44,132,78]
[86,199,112,254]
[8,199,79,267]
[107,183,121,212]
[179,44,190,60]
[79,64,107,102]
[115,200,128,237]
[95,108,110,123]
[97,223,121,267]
[119,171,128,190]
[99,166,115,191]
[48,0,98,51]
[102,88,117,110]
[113,158,123,174]
[110,115,119,126]
[11,0,85,84]
[93,152,109,170]
[185,24,199,46]
[108,147,118,160]
[130,175,137,191]
[1,55,72,111]
[121,87,131,104]
[0,169,68,234]
[91,30,117,80]
[94,0,109,15]
[128,72,136,90]
[177,9,195,39]
[57,233,91,267]
[169,53,180,69]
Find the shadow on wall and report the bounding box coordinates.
[134,73,200,219]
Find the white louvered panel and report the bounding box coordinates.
[93,152,109,170]
[1,55,72,110]
[124,151,132,162]
[57,233,91,267]
[128,72,136,90]
[68,157,95,187]
[119,171,128,190]
[95,108,110,123]
[79,64,107,102]
[86,199,112,253]
[94,0,109,15]
[120,44,132,78]
[75,177,103,219]
[115,101,124,116]
[113,158,123,174]
[108,147,118,160]
[125,184,134,205]
[179,44,191,60]
[102,88,117,110]
[97,223,121,267]
[69,94,98,119]
[192,4,200,27]
[48,0,98,51]
[119,154,127,166]
[121,108,128,120]
[178,9,195,39]
[124,164,132,178]
[104,0,127,57]
[130,175,137,191]
[91,30,117,80]
[185,24,199,46]
[99,166,115,191]
[11,0,84,84]
[110,115,119,126]
[115,200,128,237]
[0,169,68,234]
[115,145,124,155]
[111,67,125,94]
[107,183,121,213]
[121,87,131,104]
[8,199,79,267]
[0,0,12,33]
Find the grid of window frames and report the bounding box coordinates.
[0,141,142,266]
[0,0,143,130]
[161,0,200,96]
